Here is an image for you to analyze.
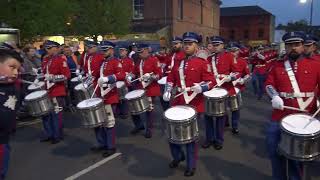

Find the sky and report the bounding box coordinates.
[221,0,320,26]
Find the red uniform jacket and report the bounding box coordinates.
[100,57,126,104]
[208,51,240,96]
[166,51,186,74]
[167,56,216,113]
[134,56,162,97]
[42,55,71,97]
[120,57,135,74]
[252,52,267,75]
[83,53,104,78]
[265,58,320,121]
[234,57,250,91]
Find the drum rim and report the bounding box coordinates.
[77,98,104,110]
[24,90,48,101]
[164,105,197,122]
[280,113,320,137]
[27,81,45,90]
[124,89,146,100]
[203,88,229,98]
[74,83,93,90]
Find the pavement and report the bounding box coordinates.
[7,89,320,180]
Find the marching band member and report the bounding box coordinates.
[227,42,251,134]
[251,45,268,100]
[128,43,162,138]
[203,36,240,150]
[163,32,216,177]
[117,45,135,118]
[41,40,71,144]
[304,34,319,61]
[95,41,125,157]
[265,31,320,180]
[166,37,186,74]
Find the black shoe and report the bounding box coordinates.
[184,169,195,177]
[40,137,51,142]
[214,143,223,150]
[130,127,145,135]
[232,128,239,135]
[169,156,185,168]
[90,146,106,152]
[201,141,212,149]
[102,148,116,157]
[51,139,61,144]
[144,131,152,139]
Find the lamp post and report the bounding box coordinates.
[300,0,314,26]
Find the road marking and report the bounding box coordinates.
[65,152,121,180]
[17,119,42,128]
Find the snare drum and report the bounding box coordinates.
[74,83,95,104]
[77,98,110,128]
[27,81,45,92]
[124,89,150,115]
[229,87,242,111]
[164,106,199,144]
[70,77,80,89]
[24,90,53,117]
[116,81,128,100]
[279,114,320,161]
[203,88,228,117]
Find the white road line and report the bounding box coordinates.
[65,152,122,180]
[17,119,42,127]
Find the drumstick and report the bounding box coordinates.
[91,83,99,99]
[130,72,154,83]
[21,79,35,85]
[302,108,320,129]
[311,107,320,119]
[283,106,307,112]
[174,81,211,99]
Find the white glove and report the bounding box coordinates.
[32,68,38,75]
[142,73,151,82]
[238,78,244,85]
[191,83,202,93]
[271,96,284,110]
[98,77,109,87]
[33,78,39,84]
[163,91,171,102]
[257,53,266,60]
[75,69,80,75]
[44,74,54,81]
[78,74,83,80]
[224,75,232,82]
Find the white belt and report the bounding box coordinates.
[279,92,315,99]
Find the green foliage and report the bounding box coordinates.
[0,0,132,40]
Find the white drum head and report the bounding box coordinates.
[157,76,167,85]
[71,77,79,82]
[203,88,228,97]
[165,105,196,121]
[25,90,47,100]
[281,114,320,135]
[125,89,145,100]
[77,98,102,108]
[116,81,125,88]
[27,81,45,90]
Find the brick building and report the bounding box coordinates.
[220,6,275,46]
[131,0,221,43]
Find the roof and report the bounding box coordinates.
[221,6,273,17]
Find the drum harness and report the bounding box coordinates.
[99,61,116,97]
[282,60,315,111]
[178,59,198,104]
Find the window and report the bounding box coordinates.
[200,0,203,24]
[178,0,183,20]
[133,0,144,19]
[258,29,264,38]
[229,29,235,40]
[244,29,249,39]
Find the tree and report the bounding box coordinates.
[276,19,320,38]
[0,0,132,40]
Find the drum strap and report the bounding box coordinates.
[99,61,116,97]
[139,59,151,88]
[179,59,198,104]
[211,55,221,86]
[170,53,176,70]
[284,60,314,110]
[45,59,55,90]
[87,56,93,76]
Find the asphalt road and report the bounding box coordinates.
[7,89,320,180]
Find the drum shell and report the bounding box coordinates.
[74,84,95,104]
[70,78,80,90]
[229,92,242,111]
[24,91,53,117]
[165,114,199,144]
[27,83,45,92]
[279,116,320,161]
[117,84,128,100]
[125,91,150,115]
[77,100,108,128]
[204,94,228,117]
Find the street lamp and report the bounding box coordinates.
[299,0,314,26]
